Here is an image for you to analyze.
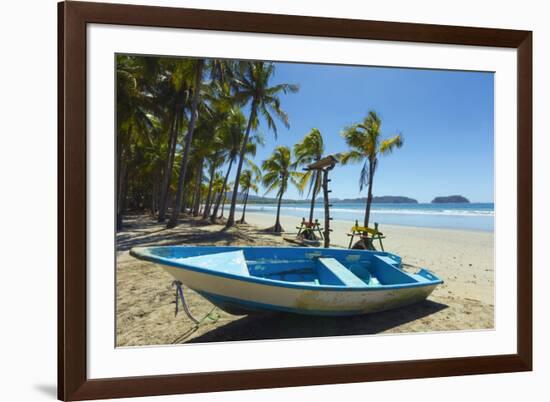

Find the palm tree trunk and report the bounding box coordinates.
[308,171,318,223]
[196,193,202,216]
[210,158,234,222]
[364,160,375,228]
[274,190,284,233]
[226,102,257,228]
[151,183,156,216]
[168,60,204,228]
[181,168,194,215]
[239,189,249,223]
[202,164,216,219]
[116,160,126,230]
[192,161,203,216]
[117,167,129,230]
[116,129,131,231]
[158,102,179,222]
[116,162,127,230]
[210,190,219,215]
[190,183,197,215]
[183,194,189,215]
[156,167,163,213]
[219,193,226,218]
[116,145,123,217]
[151,166,160,216]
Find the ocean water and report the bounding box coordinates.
[236,202,494,232]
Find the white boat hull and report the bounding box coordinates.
[162,265,438,315]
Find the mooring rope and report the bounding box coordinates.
[171,281,220,343]
[172,280,199,324]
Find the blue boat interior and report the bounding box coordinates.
[134,246,441,288]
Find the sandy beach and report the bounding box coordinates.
[116,212,494,347]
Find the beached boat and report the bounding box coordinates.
[130,246,443,316]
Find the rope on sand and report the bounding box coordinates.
[171,281,220,343]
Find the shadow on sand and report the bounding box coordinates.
[185,300,448,344]
[118,214,449,344]
[117,216,257,252]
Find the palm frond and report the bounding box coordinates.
[294,128,324,165]
[290,171,306,195]
[380,134,404,154]
[338,150,364,165]
[244,158,262,178]
[296,170,312,194]
[359,161,370,192]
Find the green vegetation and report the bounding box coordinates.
[115,55,298,230]
[294,128,325,223]
[432,195,470,203]
[116,55,405,231]
[339,110,404,227]
[261,146,304,232]
[224,62,299,228]
[238,167,261,224]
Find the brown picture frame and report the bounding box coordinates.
[58,1,532,400]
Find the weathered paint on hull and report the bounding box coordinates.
[162,265,438,316]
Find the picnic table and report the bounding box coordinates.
[296,218,324,240]
[347,220,385,251]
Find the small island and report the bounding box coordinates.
[372,196,418,204]
[431,195,470,203]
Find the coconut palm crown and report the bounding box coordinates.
[167,59,206,228]
[293,128,325,223]
[339,110,403,228]
[210,110,263,222]
[225,62,299,228]
[238,166,261,224]
[262,146,303,233]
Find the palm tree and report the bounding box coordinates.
[156,57,195,223]
[225,62,299,228]
[340,110,403,228]
[238,167,260,224]
[262,146,303,233]
[202,150,223,219]
[116,55,158,229]
[187,150,206,217]
[218,181,233,219]
[188,104,228,217]
[167,59,205,228]
[293,128,325,223]
[209,110,261,222]
[138,116,167,217]
[210,172,225,215]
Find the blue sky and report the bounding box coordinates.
[242,62,494,203]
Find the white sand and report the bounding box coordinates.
[116,213,494,346]
[245,212,494,305]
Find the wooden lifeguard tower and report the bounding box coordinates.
[304,155,338,248]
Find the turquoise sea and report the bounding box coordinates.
[236,202,494,232]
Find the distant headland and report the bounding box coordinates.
[241,194,419,204]
[431,195,470,203]
[338,196,418,204]
[242,194,473,204]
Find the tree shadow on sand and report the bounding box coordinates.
[185,300,448,343]
[117,227,257,251]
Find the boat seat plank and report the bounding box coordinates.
[177,250,249,276]
[318,258,365,287]
[374,255,400,267]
